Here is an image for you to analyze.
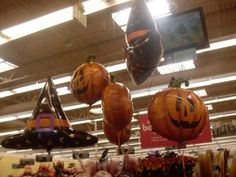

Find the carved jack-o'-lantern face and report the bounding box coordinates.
[73,68,88,95]
[148,87,208,142]
[167,92,203,129]
[70,57,109,105]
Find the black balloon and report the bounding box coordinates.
[1,78,98,152]
[125,0,163,85]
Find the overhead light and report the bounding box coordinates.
[210,111,236,120]
[206,104,213,110]
[157,60,195,74]
[56,86,71,96]
[13,82,45,94]
[6,149,32,154]
[204,95,236,104]
[17,113,32,119]
[106,63,127,73]
[0,116,17,123]
[0,37,7,45]
[1,7,73,40]
[63,103,87,111]
[112,0,170,31]
[193,89,207,97]
[53,76,72,85]
[0,58,18,73]
[0,90,14,98]
[89,107,103,115]
[70,119,93,125]
[197,37,236,54]
[0,130,21,137]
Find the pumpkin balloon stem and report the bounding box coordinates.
[168,77,189,88]
[110,73,116,83]
[85,54,96,62]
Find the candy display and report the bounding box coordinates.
[125,0,163,85]
[148,77,208,143]
[1,78,98,152]
[71,55,110,105]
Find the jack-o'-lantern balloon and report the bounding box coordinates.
[102,75,133,130]
[71,55,109,105]
[125,0,163,85]
[104,121,131,146]
[148,77,208,142]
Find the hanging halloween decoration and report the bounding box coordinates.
[125,0,163,85]
[1,78,98,152]
[148,77,208,142]
[102,74,133,130]
[71,55,109,105]
[103,121,131,146]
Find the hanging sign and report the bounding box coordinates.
[139,114,212,148]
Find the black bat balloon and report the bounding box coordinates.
[125,0,163,85]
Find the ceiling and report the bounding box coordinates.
[0,0,236,158]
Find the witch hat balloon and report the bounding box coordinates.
[1,78,98,152]
[125,0,164,85]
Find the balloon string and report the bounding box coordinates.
[181,154,187,177]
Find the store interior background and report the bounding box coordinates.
[0,0,236,176]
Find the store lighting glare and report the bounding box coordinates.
[204,95,236,104]
[197,37,236,54]
[17,113,32,119]
[206,104,213,110]
[157,60,195,74]
[56,86,71,96]
[53,76,72,85]
[210,111,236,120]
[0,37,7,45]
[112,0,170,31]
[0,58,18,73]
[106,63,127,73]
[1,7,73,40]
[13,82,45,94]
[193,89,207,97]
[0,116,17,123]
[6,149,32,154]
[0,90,14,98]
[0,130,21,137]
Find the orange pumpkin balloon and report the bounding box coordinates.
[103,121,131,146]
[148,77,208,142]
[70,55,109,105]
[102,78,133,130]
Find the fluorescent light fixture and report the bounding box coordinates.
[89,107,103,114]
[53,76,71,85]
[193,89,207,97]
[63,101,101,111]
[1,7,73,40]
[13,82,45,94]
[210,111,236,120]
[106,63,127,73]
[197,37,236,54]
[112,0,170,30]
[0,58,18,73]
[0,116,17,123]
[0,130,20,137]
[206,104,213,110]
[157,60,195,74]
[17,113,32,119]
[70,119,92,125]
[56,86,71,96]
[204,95,236,104]
[0,90,14,98]
[0,37,7,45]
[6,149,32,154]
[133,110,148,116]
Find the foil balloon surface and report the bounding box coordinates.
[1,78,98,152]
[125,0,163,85]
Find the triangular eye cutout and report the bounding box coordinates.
[1,77,98,152]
